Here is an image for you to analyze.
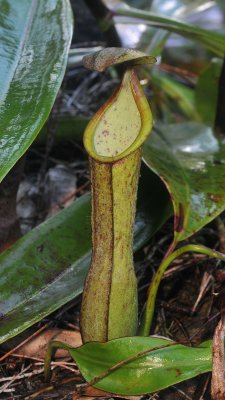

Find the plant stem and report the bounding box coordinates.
[139,244,225,336]
[44,340,70,382]
[211,313,225,399]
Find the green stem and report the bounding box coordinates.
[44,340,70,382]
[139,244,225,336]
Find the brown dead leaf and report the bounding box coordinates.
[17,329,82,359]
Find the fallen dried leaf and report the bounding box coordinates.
[17,329,82,359]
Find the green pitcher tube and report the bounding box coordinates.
[80,66,153,343]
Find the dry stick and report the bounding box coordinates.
[11,352,71,363]
[171,386,192,400]
[163,254,206,278]
[26,376,81,399]
[159,63,197,82]
[193,373,211,400]
[189,311,221,342]
[48,181,89,214]
[0,323,49,363]
[9,353,78,375]
[0,367,44,384]
[211,313,225,400]
[0,364,32,394]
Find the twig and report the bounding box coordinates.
[171,385,192,400]
[11,352,71,363]
[0,364,32,394]
[0,367,44,384]
[211,312,225,399]
[26,376,81,399]
[47,181,89,214]
[0,323,49,363]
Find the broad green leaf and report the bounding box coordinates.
[216,0,225,12]
[135,0,213,55]
[114,7,225,57]
[135,164,172,249]
[0,0,73,182]
[152,0,213,17]
[0,167,171,344]
[143,122,225,241]
[124,0,209,13]
[0,194,91,345]
[69,336,212,395]
[151,72,200,121]
[195,59,222,126]
[107,0,215,56]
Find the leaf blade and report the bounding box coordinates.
[70,336,212,395]
[114,6,225,57]
[143,122,225,241]
[0,0,73,182]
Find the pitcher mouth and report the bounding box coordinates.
[83,68,152,163]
